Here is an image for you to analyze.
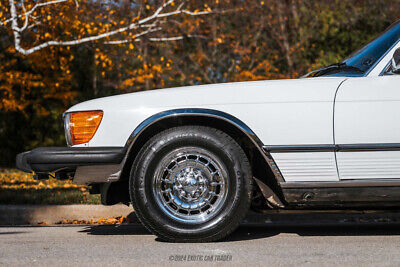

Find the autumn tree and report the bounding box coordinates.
[0,0,215,165]
[0,0,399,166]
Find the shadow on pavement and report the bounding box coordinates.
[224,224,400,242]
[80,212,150,236]
[80,224,151,236]
[0,231,29,235]
[80,210,400,242]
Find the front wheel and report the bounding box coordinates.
[129,126,252,242]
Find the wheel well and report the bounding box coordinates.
[118,115,284,203]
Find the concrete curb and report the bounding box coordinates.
[0,204,133,225]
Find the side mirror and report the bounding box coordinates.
[392,48,400,74]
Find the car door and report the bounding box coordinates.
[334,75,400,179]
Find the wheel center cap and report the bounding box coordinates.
[179,168,200,192]
[175,167,209,201]
[184,177,198,189]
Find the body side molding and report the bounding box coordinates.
[264,143,400,153]
[338,143,400,151]
[264,144,336,153]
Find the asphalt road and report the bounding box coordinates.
[1,211,400,266]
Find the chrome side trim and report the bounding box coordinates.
[122,108,284,183]
[264,143,400,153]
[281,179,400,189]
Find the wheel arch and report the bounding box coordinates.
[119,108,285,207]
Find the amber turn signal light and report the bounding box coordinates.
[65,111,103,145]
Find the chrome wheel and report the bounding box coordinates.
[153,147,228,223]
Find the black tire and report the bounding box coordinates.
[129,126,252,242]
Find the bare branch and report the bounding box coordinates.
[19,0,29,32]
[105,34,207,44]
[104,40,130,45]
[6,0,214,55]
[157,9,213,19]
[147,34,207,42]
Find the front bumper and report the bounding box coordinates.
[16,147,126,174]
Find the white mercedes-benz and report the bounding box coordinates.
[17,20,400,241]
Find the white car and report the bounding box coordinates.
[17,20,400,242]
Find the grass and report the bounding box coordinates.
[0,168,100,205]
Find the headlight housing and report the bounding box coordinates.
[64,110,103,146]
